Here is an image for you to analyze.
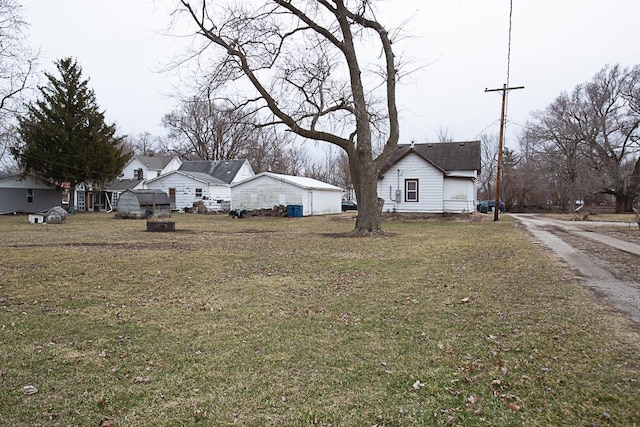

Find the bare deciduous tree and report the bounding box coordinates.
[176,0,401,235]
[0,0,37,171]
[434,125,454,143]
[477,133,498,200]
[522,64,640,213]
[162,93,257,161]
[243,127,308,175]
[582,65,639,212]
[122,131,162,156]
[525,90,589,212]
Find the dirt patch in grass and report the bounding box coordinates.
[6,241,194,250]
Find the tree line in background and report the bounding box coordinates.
[478,64,640,213]
[1,0,638,218]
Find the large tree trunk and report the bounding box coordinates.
[628,157,640,212]
[615,194,626,214]
[348,152,384,235]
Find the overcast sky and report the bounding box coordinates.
[20,0,640,150]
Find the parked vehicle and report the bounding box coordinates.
[476,200,505,213]
[341,200,358,211]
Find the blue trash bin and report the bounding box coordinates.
[287,205,303,217]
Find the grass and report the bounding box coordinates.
[0,212,638,426]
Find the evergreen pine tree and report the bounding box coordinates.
[12,57,130,206]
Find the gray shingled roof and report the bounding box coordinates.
[107,179,141,192]
[179,160,247,184]
[380,141,481,176]
[136,155,174,170]
[178,171,226,185]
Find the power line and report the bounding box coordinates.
[504,0,514,143]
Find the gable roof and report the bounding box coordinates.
[379,141,481,176]
[144,170,227,186]
[233,172,342,191]
[179,160,248,184]
[132,155,175,171]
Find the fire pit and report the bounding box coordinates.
[146,216,175,232]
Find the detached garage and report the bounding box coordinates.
[231,173,342,216]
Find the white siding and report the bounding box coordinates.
[120,157,181,181]
[144,173,231,211]
[230,161,255,184]
[121,158,148,181]
[377,154,444,213]
[443,177,476,213]
[307,190,342,215]
[231,173,342,215]
[161,157,182,175]
[232,175,303,211]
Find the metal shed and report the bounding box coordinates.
[116,189,171,219]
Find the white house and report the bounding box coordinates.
[0,173,61,214]
[231,172,343,216]
[120,155,182,181]
[73,155,182,212]
[377,141,481,214]
[144,159,254,211]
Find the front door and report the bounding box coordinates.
[169,188,176,210]
[77,191,85,211]
[87,192,94,211]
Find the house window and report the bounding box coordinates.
[405,179,418,202]
[195,188,203,198]
[26,189,34,203]
[134,168,144,180]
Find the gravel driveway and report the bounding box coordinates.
[509,214,640,326]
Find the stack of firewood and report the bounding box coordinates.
[246,205,288,217]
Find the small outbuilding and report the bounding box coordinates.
[116,189,171,219]
[45,206,68,224]
[231,172,343,216]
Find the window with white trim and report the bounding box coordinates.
[195,188,203,198]
[405,179,418,202]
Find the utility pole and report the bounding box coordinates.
[485,84,524,221]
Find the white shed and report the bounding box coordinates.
[231,173,343,216]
